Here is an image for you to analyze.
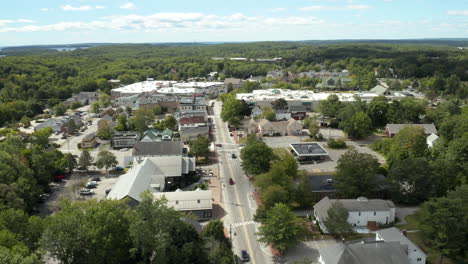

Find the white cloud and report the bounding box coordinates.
[447,10,468,16]
[61,5,105,11]
[300,5,370,11]
[120,2,137,10]
[0,12,325,33]
[0,19,35,27]
[267,8,287,13]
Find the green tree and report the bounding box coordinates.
[54,103,68,116]
[417,186,468,262]
[66,119,77,134]
[387,126,428,165]
[367,96,389,127]
[97,123,114,140]
[130,108,155,133]
[318,94,342,118]
[262,107,276,121]
[32,127,52,148]
[95,150,117,172]
[260,185,289,209]
[335,149,379,198]
[341,112,373,139]
[114,115,128,131]
[98,94,111,108]
[164,115,177,131]
[189,136,210,159]
[388,157,436,204]
[257,203,305,254]
[78,150,93,171]
[221,98,244,127]
[90,101,101,114]
[63,153,77,174]
[272,98,288,110]
[240,140,276,175]
[293,174,315,208]
[363,72,377,90]
[323,201,354,239]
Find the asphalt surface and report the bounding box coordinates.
[212,100,273,264]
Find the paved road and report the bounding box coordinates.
[211,100,273,264]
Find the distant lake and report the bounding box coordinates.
[51,47,77,51]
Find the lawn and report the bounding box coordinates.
[395,214,420,230]
[238,137,248,145]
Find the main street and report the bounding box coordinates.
[211,100,273,264]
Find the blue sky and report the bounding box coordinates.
[0,0,467,46]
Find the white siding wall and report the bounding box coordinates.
[347,210,395,227]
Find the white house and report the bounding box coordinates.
[314,196,396,233]
[377,227,427,264]
[426,133,439,148]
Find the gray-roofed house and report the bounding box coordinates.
[376,227,426,264]
[153,189,212,220]
[111,131,139,149]
[98,115,114,130]
[81,132,98,149]
[224,78,243,90]
[384,123,437,137]
[370,85,391,96]
[318,241,410,264]
[133,141,184,157]
[314,196,396,233]
[34,118,66,133]
[65,92,100,106]
[140,128,173,142]
[180,124,210,142]
[257,118,303,136]
[266,70,284,79]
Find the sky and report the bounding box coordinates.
[0,0,467,46]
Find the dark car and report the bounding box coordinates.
[54,175,65,182]
[115,166,124,171]
[231,153,237,159]
[91,176,101,182]
[229,178,235,185]
[241,250,250,262]
[215,143,222,147]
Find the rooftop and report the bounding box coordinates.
[290,143,328,156]
[153,189,212,211]
[112,80,177,94]
[133,141,184,156]
[377,227,426,257]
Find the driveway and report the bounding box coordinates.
[275,239,338,264]
[396,206,419,225]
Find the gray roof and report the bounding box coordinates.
[370,85,389,95]
[224,78,242,85]
[290,143,328,156]
[101,115,113,121]
[314,197,395,222]
[153,189,212,211]
[288,105,309,112]
[320,241,410,264]
[133,141,183,156]
[377,227,426,257]
[385,123,437,135]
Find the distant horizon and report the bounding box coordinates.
[1,0,467,46]
[2,37,468,49]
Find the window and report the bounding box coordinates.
[175,201,179,205]
[197,199,200,204]
[374,212,376,216]
[358,212,361,216]
[417,258,422,261]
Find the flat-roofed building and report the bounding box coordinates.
[153,189,212,220]
[290,143,328,162]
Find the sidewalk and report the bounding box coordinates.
[209,166,226,219]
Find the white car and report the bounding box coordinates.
[120,148,128,152]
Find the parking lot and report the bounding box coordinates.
[262,133,385,173]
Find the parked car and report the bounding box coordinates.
[241,250,250,262]
[54,175,65,182]
[115,166,124,171]
[215,143,222,147]
[231,153,237,159]
[39,193,50,202]
[85,181,98,188]
[79,189,94,195]
[91,176,101,182]
[229,178,235,185]
[54,131,60,135]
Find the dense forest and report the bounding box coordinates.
[0,42,467,126]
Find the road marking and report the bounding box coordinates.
[231,220,256,228]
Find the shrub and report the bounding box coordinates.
[327,138,347,149]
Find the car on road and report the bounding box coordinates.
[91,176,101,182]
[79,188,94,195]
[215,143,222,147]
[229,178,235,185]
[241,250,250,262]
[231,153,237,159]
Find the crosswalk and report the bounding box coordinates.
[230,220,256,228]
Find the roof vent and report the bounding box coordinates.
[357,197,368,202]
[326,179,333,183]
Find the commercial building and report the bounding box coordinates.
[153,189,213,220]
[290,143,329,162]
[111,131,139,149]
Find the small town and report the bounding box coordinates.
[0,1,467,264]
